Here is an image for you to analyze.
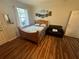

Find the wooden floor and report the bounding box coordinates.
[0,35,79,59]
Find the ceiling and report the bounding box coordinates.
[17,0,51,4]
[17,0,79,8]
[17,0,66,6]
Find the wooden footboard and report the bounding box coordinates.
[19,28,42,44]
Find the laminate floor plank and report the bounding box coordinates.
[0,36,79,59]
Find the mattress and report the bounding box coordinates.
[22,25,45,33]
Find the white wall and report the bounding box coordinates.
[14,1,35,26]
[0,0,34,28]
[0,0,17,45]
[33,0,79,30]
[0,0,16,24]
[0,0,34,45]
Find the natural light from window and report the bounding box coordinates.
[17,8,29,27]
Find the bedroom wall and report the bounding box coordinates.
[0,0,34,45]
[14,1,35,26]
[33,0,79,30]
[0,0,17,45]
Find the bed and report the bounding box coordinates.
[19,20,48,44]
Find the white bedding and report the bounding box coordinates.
[22,25,45,33]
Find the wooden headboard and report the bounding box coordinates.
[35,20,48,25]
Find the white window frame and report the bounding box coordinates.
[17,7,29,27]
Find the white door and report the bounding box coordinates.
[0,13,8,44]
[0,12,17,45]
[0,16,4,42]
[65,11,79,38]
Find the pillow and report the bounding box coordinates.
[40,24,46,27]
[35,23,40,26]
[52,29,58,32]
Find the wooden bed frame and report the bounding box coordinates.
[19,20,48,44]
[35,20,48,26]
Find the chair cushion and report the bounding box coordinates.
[46,25,64,37]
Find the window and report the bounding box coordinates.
[17,8,29,27]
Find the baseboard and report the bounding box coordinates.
[8,36,18,42]
[0,36,18,45]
